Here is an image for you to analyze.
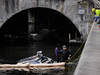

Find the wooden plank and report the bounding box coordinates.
[0,62,65,70]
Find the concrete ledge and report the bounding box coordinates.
[74,23,100,75]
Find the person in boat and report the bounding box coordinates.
[60,45,71,62]
[36,51,43,57]
[31,51,43,59]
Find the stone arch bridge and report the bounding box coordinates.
[0,0,91,40]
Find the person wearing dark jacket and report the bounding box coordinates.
[60,45,71,62]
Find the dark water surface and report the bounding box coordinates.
[0,40,80,75]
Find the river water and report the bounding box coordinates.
[0,39,80,75]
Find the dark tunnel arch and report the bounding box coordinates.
[0,7,81,44]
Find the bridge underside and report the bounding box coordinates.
[0,7,81,44]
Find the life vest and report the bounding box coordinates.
[95,9,100,17]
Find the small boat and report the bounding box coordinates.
[17,51,65,68]
[17,51,54,64]
[0,51,65,73]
